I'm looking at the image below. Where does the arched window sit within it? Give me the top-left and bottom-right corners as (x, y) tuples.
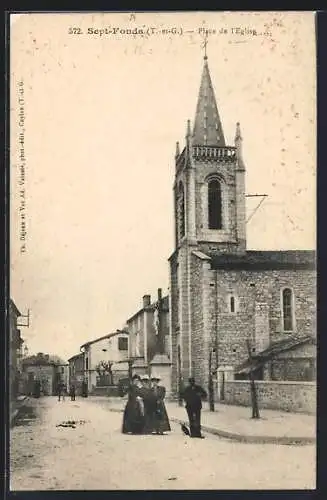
(228, 294), (237, 313)
(282, 288), (294, 331)
(178, 182), (185, 239)
(208, 179), (222, 230)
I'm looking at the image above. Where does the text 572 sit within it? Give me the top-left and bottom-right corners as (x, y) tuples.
(68, 27), (83, 35)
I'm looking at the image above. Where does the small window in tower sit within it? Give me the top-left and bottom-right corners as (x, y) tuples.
(230, 296), (235, 313)
(282, 288), (294, 332)
(208, 178), (222, 229)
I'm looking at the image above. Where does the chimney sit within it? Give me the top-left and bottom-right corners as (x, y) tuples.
(143, 295), (151, 308)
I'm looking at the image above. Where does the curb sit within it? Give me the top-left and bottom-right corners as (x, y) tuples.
(169, 417), (316, 446)
(10, 396), (29, 427)
(105, 406), (315, 446)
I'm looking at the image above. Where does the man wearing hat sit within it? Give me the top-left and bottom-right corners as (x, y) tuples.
(151, 374), (171, 435)
(182, 377), (207, 438)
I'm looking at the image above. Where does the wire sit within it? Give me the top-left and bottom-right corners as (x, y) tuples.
(246, 196), (267, 224)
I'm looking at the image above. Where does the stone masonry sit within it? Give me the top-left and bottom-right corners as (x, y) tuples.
(168, 54), (316, 401)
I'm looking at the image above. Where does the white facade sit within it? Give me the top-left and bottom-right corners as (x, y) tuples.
(82, 333), (129, 392)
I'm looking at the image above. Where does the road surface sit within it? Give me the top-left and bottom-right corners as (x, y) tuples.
(10, 396), (316, 490)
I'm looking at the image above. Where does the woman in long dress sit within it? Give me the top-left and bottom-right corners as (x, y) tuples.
(151, 374), (171, 435)
(139, 374), (157, 434)
(121, 374), (145, 434)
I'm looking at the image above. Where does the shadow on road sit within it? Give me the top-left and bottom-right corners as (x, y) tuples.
(14, 403), (37, 427)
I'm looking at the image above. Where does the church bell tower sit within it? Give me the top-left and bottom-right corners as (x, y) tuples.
(169, 51), (247, 391)
(173, 53), (246, 256)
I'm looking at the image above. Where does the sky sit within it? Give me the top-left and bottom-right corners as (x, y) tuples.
(10, 12), (316, 361)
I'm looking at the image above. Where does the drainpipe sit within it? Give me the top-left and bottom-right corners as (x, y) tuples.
(215, 271), (219, 399)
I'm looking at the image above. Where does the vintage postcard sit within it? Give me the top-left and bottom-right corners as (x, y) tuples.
(9, 11), (316, 491)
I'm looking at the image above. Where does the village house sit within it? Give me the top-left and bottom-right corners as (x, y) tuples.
(22, 353), (69, 396)
(80, 330), (129, 394)
(9, 299), (24, 401)
(126, 289), (172, 395)
(68, 352), (85, 394)
(168, 53), (316, 413)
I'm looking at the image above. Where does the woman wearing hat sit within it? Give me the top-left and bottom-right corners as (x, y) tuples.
(122, 374), (145, 435)
(151, 374), (171, 435)
(139, 374), (157, 434)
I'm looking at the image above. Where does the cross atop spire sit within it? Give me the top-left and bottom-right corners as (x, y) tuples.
(202, 33), (208, 60)
(192, 53), (226, 147)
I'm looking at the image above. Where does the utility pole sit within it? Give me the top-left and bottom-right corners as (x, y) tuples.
(128, 358), (133, 382)
(246, 339), (260, 419)
(17, 309), (31, 328)
(177, 346), (183, 407)
(208, 348), (215, 412)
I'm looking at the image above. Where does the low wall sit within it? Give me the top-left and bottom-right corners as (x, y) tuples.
(221, 380), (316, 414)
(91, 386), (119, 397)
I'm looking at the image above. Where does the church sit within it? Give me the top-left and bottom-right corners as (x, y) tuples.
(168, 52), (316, 404)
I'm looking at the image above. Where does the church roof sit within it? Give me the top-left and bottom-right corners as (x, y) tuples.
(235, 334), (316, 375)
(210, 250), (316, 271)
(192, 57), (226, 147)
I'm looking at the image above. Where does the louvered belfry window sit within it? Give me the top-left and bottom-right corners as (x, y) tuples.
(208, 179), (222, 229)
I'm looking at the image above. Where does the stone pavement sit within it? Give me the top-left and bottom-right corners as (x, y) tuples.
(89, 396), (316, 445)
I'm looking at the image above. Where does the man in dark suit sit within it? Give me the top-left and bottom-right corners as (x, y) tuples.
(182, 377), (207, 438)
(70, 383), (76, 401)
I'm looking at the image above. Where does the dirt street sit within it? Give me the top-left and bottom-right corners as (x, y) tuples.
(10, 397), (316, 490)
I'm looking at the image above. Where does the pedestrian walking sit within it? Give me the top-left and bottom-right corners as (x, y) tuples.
(81, 380), (88, 398)
(70, 383), (76, 401)
(151, 374), (171, 435)
(122, 374), (145, 435)
(33, 379), (41, 399)
(58, 381), (66, 402)
(182, 377), (207, 438)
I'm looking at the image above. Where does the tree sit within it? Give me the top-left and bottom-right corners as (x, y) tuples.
(95, 360), (114, 386)
(208, 347), (219, 412)
(246, 340), (260, 419)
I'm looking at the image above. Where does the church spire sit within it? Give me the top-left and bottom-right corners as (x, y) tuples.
(192, 56), (226, 147)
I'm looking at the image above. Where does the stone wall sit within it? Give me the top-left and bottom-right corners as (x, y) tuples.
(169, 255), (179, 395)
(91, 386), (120, 397)
(190, 254), (205, 385)
(205, 268), (316, 370)
(222, 380), (316, 414)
